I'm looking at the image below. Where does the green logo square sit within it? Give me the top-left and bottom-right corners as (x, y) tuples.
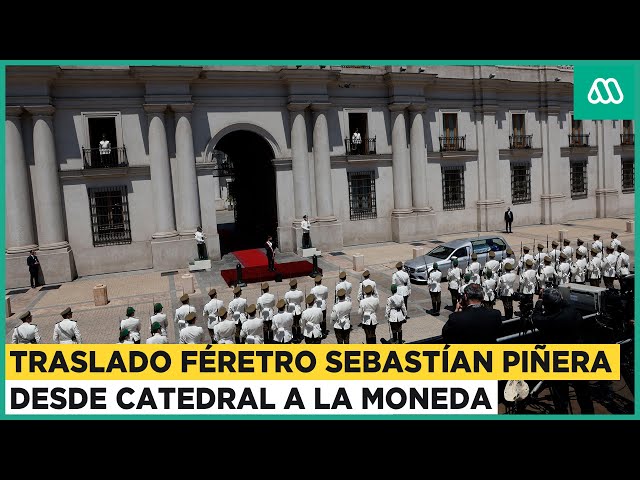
(574, 65), (635, 120)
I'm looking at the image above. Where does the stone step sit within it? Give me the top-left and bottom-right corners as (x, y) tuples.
(189, 259), (212, 271)
(301, 248), (322, 258)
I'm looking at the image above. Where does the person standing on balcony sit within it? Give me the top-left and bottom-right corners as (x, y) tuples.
(98, 133), (112, 167)
(504, 207), (514, 233)
(351, 128), (362, 154)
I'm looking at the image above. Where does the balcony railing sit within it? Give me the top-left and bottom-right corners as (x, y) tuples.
(620, 133), (635, 145)
(439, 135), (466, 151)
(568, 134), (590, 147)
(509, 134), (532, 149)
(344, 137), (377, 155)
(83, 146), (128, 168)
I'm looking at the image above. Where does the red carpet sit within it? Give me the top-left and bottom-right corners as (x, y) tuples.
(220, 261), (322, 287)
(233, 248), (268, 267)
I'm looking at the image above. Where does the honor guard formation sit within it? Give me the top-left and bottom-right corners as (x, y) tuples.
(10, 231), (632, 346)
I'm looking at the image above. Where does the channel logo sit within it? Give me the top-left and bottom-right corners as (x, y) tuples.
(587, 78), (624, 105)
(574, 65), (635, 119)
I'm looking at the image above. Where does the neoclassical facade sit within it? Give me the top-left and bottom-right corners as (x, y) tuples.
(5, 65), (634, 288)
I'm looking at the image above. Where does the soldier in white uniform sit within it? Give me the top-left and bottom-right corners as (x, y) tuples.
(179, 312), (204, 344)
(203, 289), (224, 343)
(256, 282), (277, 341)
(482, 270), (497, 309)
(517, 245), (534, 275)
(331, 288), (353, 344)
(557, 253), (571, 285)
(147, 322), (168, 344)
(335, 271), (353, 303)
(213, 308), (235, 344)
(602, 246), (618, 289)
(272, 299), (294, 344)
(383, 284), (407, 344)
(301, 294), (323, 344)
(53, 307), (82, 344)
(576, 238), (588, 258)
(118, 328), (134, 344)
(587, 247), (603, 287)
(459, 272), (472, 299)
(533, 244), (547, 272)
(120, 306), (141, 344)
(549, 240), (562, 268)
(392, 262), (411, 316)
(240, 304), (264, 344)
(498, 262), (517, 320)
(358, 284), (380, 344)
(228, 286), (248, 344)
(571, 250), (588, 285)
(175, 294), (196, 331)
(610, 231), (621, 255)
(562, 239), (574, 261)
(519, 259), (538, 316)
(150, 303), (168, 338)
(427, 263), (443, 316)
(447, 258), (463, 309)
(12, 310), (41, 344)
(357, 270), (379, 301)
(500, 248), (516, 275)
(466, 253), (481, 284)
(310, 275), (330, 337)
(591, 234), (603, 255)
(284, 279), (304, 344)
(616, 245), (631, 282)
(538, 256), (557, 291)
(484, 251), (500, 280)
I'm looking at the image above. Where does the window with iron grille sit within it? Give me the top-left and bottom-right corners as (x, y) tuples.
(347, 171), (377, 220)
(442, 166), (465, 211)
(622, 159), (634, 193)
(88, 186), (132, 246)
(570, 160), (588, 199)
(510, 162), (531, 204)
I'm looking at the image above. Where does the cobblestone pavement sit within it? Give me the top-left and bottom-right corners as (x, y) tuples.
(4, 217), (634, 414)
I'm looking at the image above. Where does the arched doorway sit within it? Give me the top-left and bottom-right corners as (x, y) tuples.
(214, 130), (278, 255)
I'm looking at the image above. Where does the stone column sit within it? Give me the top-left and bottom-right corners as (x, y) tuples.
(173, 105), (202, 235)
(539, 105), (565, 224)
(145, 105), (178, 238)
(289, 104), (312, 220)
(29, 106), (68, 249)
(389, 103), (412, 213)
(5, 107), (37, 254)
(409, 104), (429, 212)
(595, 120), (619, 217)
(310, 103), (343, 252)
(311, 104), (335, 221)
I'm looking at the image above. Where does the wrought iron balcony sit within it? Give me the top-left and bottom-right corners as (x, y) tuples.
(568, 134), (590, 147)
(83, 146), (128, 168)
(439, 135), (466, 151)
(344, 136), (377, 155)
(620, 133), (635, 145)
(509, 134), (532, 149)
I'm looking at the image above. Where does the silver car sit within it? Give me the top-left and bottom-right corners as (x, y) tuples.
(403, 235), (513, 283)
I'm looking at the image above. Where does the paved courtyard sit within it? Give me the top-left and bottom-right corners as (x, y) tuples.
(4, 215), (634, 414)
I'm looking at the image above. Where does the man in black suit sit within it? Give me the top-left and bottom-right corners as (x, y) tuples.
(531, 288), (594, 414)
(504, 207), (514, 233)
(26, 250), (40, 288)
(441, 283), (502, 343)
(265, 235), (275, 271)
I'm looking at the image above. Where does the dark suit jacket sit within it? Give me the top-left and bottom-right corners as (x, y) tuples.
(531, 301), (587, 343)
(442, 304), (502, 343)
(504, 211), (514, 222)
(27, 255), (40, 273)
(265, 242), (274, 259)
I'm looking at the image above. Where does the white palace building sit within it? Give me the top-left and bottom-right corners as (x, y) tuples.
(5, 65), (635, 287)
